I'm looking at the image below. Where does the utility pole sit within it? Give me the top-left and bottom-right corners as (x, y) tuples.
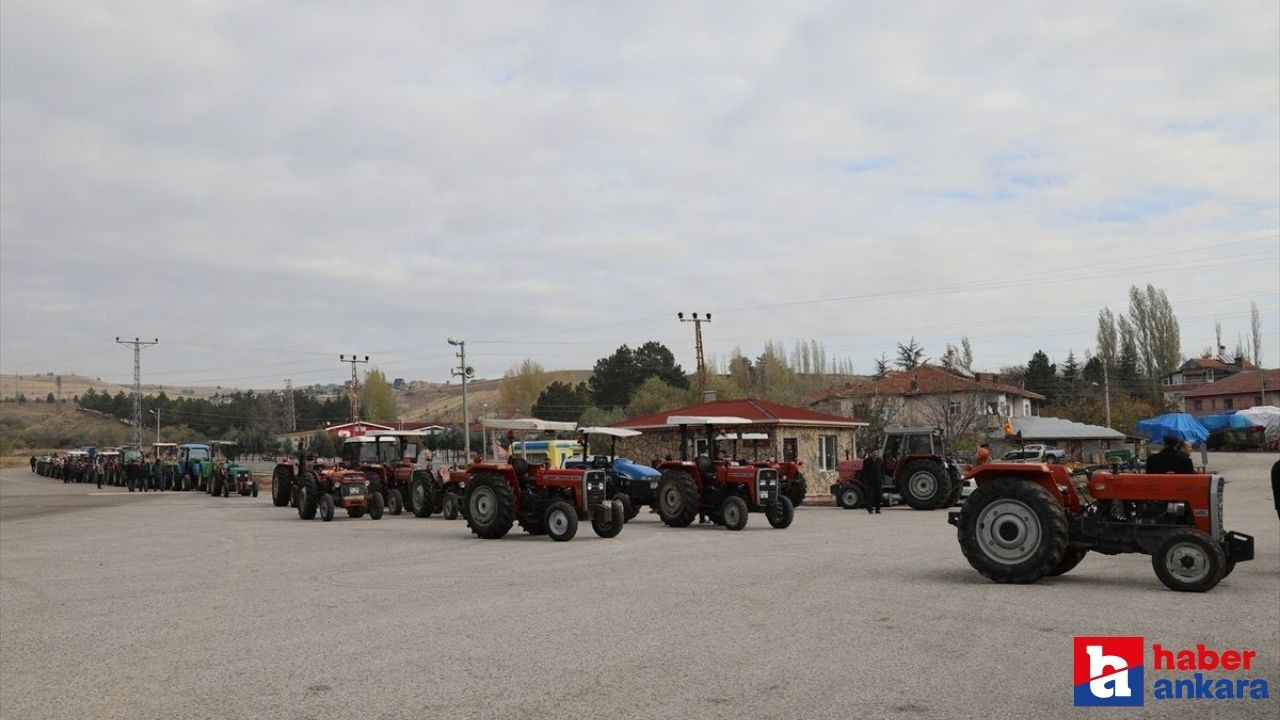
(678, 312), (712, 394)
(339, 355), (369, 422)
(55, 375), (62, 413)
(284, 378), (296, 431)
(116, 336), (159, 447)
(448, 338), (474, 459)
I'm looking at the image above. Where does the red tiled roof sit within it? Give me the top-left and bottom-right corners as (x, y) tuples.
(614, 398), (867, 429)
(1181, 369), (1280, 398)
(1178, 357), (1256, 371)
(809, 364), (1044, 403)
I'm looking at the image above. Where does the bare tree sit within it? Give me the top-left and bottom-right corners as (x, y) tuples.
(914, 392), (986, 440)
(960, 336), (974, 370)
(1250, 301), (1262, 366)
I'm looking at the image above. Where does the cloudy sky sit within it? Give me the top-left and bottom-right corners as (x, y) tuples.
(2, 0), (1277, 390)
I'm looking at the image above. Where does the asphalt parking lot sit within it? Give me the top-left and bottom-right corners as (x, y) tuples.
(1, 454), (1277, 720)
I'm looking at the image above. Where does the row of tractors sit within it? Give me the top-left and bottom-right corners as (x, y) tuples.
(33, 441), (257, 495)
(269, 416), (797, 540)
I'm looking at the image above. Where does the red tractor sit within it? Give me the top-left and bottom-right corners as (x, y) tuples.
(458, 418), (627, 542)
(271, 447), (385, 522)
(719, 431), (809, 507)
(950, 461), (1254, 592)
(838, 427), (964, 510)
(342, 431), (435, 516)
(654, 416), (794, 531)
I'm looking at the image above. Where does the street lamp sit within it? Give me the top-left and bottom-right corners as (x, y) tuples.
(148, 409), (160, 443)
(448, 338), (474, 459)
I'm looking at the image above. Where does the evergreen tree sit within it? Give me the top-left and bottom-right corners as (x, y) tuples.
(531, 381), (591, 423)
(895, 337), (925, 370)
(1025, 350), (1059, 403)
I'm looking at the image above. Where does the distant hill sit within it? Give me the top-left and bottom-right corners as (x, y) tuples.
(396, 371), (593, 422)
(1, 373), (230, 403)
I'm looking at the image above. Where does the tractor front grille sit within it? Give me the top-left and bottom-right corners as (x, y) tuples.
(756, 468), (779, 502)
(1211, 474), (1225, 540)
(584, 470), (608, 508)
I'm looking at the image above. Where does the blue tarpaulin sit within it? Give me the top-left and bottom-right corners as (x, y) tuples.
(1135, 413), (1209, 443)
(1198, 413), (1254, 432)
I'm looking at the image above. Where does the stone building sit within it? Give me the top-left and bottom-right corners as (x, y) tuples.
(610, 398), (867, 496)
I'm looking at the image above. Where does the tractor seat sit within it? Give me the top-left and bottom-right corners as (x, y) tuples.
(695, 454), (715, 478)
(591, 455), (610, 470)
(510, 457), (530, 478)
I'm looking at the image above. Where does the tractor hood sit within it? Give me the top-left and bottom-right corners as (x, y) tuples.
(613, 458), (660, 479)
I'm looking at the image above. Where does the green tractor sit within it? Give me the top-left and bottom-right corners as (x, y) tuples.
(152, 443), (181, 491)
(208, 441), (257, 497)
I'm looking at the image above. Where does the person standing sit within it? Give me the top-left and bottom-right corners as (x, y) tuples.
(976, 444), (991, 466)
(1175, 441), (1196, 473)
(861, 448), (884, 515)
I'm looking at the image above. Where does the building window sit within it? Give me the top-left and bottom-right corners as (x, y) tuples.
(782, 438), (798, 462)
(949, 398), (962, 416)
(818, 435), (837, 471)
(1194, 400), (1203, 410)
(693, 438), (709, 457)
(1224, 398), (1234, 409)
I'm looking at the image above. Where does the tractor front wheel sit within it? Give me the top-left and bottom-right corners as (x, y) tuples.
(463, 473), (515, 539)
(297, 473), (319, 520)
(545, 501), (579, 542)
(369, 491), (385, 520)
(271, 467), (292, 507)
(318, 493), (335, 522)
(1152, 529), (1225, 592)
(720, 495), (749, 531)
(387, 489), (404, 516)
(591, 499), (626, 538)
(957, 479), (1068, 584)
(655, 471), (698, 528)
(767, 496), (795, 529)
(837, 484), (863, 510)
(613, 493), (637, 522)
(442, 492), (459, 520)
(411, 474), (436, 518)
(898, 460), (953, 510)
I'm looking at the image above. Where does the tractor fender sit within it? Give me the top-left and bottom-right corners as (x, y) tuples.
(965, 463), (1071, 505)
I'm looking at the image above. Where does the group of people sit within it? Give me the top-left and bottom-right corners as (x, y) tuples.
(1144, 435), (1197, 474)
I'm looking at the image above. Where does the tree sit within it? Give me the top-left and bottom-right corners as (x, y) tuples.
(359, 368), (398, 423)
(498, 359), (548, 415)
(625, 377), (691, 417)
(895, 338), (925, 370)
(588, 342), (686, 409)
(1126, 284), (1181, 380)
(530, 381), (591, 423)
(1096, 308), (1117, 371)
(1250, 301), (1262, 366)
(1116, 317), (1142, 392)
(960, 336), (974, 370)
(872, 354), (891, 381)
(45, 392), (55, 403)
(1061, 350), (1081, 394)
(1025, 351), (1059, 403)
(1082, 355), (1104, 386)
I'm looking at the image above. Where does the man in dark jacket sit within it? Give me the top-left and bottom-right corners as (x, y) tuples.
(1146, 435), (1195, 474)
(861, 448), (884, 514)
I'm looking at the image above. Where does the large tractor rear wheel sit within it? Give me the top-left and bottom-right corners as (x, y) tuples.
(463, 473), (515, 539)
(957, 479), (1068, 584)
(1152, 528), (1225, 592)
(612, 493), (637, 522)
(783, 474), (807, 507)
(655, 470), (698, 528)
(411, 473), (436, 518)
(1047, 548), (1089, 577)
(271, 467), (292, 507)
(297, 472), (319, 520)
(544, 501), (579, 542)
(898, 460), (953, 510)
(767, 496), (795, 529)
(517, 513), (547, 535)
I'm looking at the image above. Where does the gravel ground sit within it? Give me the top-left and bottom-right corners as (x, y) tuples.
(1, 453), (1277, 720)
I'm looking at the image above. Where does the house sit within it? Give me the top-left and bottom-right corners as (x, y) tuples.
(984, 416), (1125, 463)
(1160, 350), (1256, 403)
(320, 420), (395, 440)
(808, 364), (1044, 438)
(611, 398), (867, 496)
(1181, 369), (1280, 417)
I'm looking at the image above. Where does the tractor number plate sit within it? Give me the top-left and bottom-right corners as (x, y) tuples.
(347, 487), (363, 496)
(759, 491), (769, 499)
